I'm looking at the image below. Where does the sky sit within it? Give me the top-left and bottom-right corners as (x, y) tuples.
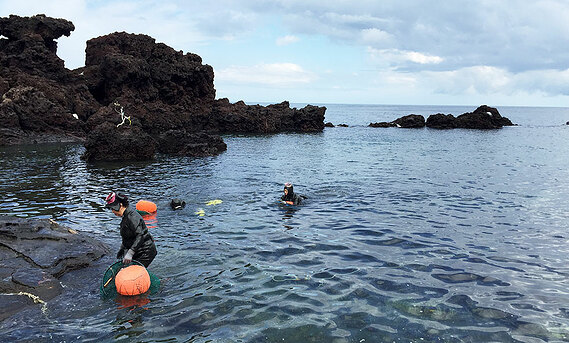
(1, 0), (569, 107)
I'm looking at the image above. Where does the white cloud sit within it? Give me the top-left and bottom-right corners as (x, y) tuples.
(360, 28), (391, 46)
(368, 47), (443, 66)
(216, 63), (317, 86)
(276, 35), (299, 46)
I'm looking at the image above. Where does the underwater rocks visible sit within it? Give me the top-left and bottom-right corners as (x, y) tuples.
(370, 105), (515, 130)
(0, 216), (109, 321)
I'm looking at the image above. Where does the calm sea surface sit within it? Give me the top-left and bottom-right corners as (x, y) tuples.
(1, 104), (569, 342)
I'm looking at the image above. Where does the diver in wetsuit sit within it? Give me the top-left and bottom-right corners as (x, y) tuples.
(281, 182), (303, 205)
(105, 192), (157, 267)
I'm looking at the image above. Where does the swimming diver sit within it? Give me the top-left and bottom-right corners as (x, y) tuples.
(280, 182), (304, 205)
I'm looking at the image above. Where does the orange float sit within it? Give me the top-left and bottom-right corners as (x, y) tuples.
(136, 200), (157, 215)
(115, 265), (151, 296)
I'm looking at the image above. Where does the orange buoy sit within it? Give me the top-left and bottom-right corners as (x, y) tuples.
(136, 200), (157, 215)
(115, 265), (151, 296)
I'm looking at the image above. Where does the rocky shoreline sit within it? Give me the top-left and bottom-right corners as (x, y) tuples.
(0, 216), (109, 321)
(0, 14), (326, 161)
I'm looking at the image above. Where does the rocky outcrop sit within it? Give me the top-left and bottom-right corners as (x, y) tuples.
(0, 216), (109, 321)
(0, 14), (327, 160)
(369, 121), (395, 128)
(426, 105), (514, 129)
(0, 14), (100, 145)
(369, 114), (425, 128)
(370, 106), (514, 130)
(212, 99), (326, 133)
(425, 113), (456, 129)
(156, 130), (227, 157)
(393, 114), (425, 128)
(0, 14), (74, 77)
(452, 105), (514, 129)
(82, 121), (156, 161)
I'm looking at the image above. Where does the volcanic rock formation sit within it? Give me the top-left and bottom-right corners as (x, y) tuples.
(369, 105), (514, 129)
(0, 14), (326, 159)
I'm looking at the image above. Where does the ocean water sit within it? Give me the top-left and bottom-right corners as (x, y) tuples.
(1, 104), (569, 342)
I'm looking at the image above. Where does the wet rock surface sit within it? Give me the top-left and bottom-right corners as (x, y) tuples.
(0, 216), (109, 321)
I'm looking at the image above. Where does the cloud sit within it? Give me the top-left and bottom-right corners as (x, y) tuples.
(216, 63), (317, 86)
(367, 47), (443, 67)
(276, 35), (299, 46)
(416, 65), (569, 97)
(275, 1), (569, 72)
(360, 28), (392, 46)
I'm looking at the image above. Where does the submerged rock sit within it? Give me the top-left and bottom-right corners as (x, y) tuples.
(0, 216), (109, 321)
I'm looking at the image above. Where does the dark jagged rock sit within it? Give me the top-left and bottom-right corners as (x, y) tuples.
(156, 129), (227, 157)
(0, 14), (326, 159)
(82, 121), (156, 162)
(426, 113), (457, 129)
(81, 32), (215, 110)
(373, 106), (514, 130)
(369, 114), (425, 128)
(337, 123), (349, 127)
(0, 216), (109, 320)
(324, 122), (335, 127)
(81, 33), (325, 159)
(0, 14), (74, 75)
(0, 14), (99, 144)
(393, 114), (425, 128)
(212, 99), (326, 133)
(369, 121), (396, 128)
(454, 105), (514, 129)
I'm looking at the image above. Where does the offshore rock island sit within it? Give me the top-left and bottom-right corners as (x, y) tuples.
(369, 105), (515, 129)
(0, 14), (326, 161)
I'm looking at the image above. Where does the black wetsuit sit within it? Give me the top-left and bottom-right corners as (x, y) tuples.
(117, 206), (157, 267)
(281, 191), (303, 205)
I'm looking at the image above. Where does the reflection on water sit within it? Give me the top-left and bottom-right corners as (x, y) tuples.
(1, 105), (569, 342)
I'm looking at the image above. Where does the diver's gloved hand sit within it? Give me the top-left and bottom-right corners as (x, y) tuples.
(122, 249), (134, 264)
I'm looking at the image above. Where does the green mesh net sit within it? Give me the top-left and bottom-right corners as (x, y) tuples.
(100, 260), (160, 298)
